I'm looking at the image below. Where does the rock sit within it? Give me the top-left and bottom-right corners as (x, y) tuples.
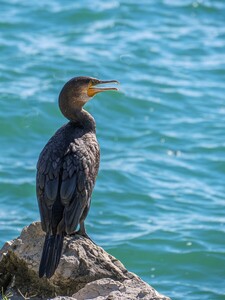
(70, 277), (168, 300)
(0, 222), (170, 300)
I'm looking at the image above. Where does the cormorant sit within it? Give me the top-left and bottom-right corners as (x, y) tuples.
(36, 76), (119, 278)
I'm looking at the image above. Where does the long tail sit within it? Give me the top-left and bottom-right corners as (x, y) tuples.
(39, 233), (64, 278)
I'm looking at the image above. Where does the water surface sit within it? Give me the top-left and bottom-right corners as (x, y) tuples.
(1, 1), (225, 299)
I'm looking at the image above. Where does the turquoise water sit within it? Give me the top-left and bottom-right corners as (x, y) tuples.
(1, 0), (225, 299)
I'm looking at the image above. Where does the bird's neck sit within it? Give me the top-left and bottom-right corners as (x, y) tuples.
(58, 93), (96, 132)
(69, 108), (96, 132)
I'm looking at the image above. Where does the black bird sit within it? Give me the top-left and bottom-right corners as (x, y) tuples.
(36, 76), (119, 278)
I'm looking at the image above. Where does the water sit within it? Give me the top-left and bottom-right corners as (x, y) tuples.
(0, 0), (225, 299)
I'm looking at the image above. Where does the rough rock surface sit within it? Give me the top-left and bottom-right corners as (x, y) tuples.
(0, 222), (170, 300)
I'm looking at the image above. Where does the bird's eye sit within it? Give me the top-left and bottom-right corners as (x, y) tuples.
(90, 79), (99, 86)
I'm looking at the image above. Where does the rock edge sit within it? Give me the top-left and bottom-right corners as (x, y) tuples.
(0, 222), (170, 300)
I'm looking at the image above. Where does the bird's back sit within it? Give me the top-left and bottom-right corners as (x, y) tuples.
(36, 121), (100, 235)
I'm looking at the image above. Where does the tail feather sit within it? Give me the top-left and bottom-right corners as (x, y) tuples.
(39, 233), (64, 278)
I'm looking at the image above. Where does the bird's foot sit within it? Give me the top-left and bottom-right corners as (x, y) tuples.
(69, 231), (79, 236)
(73, 229), (96, 245)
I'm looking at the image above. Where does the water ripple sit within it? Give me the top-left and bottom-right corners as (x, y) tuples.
(1, 1), (225, 299)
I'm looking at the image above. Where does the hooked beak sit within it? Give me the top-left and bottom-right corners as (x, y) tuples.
(87, 79), (119, 97)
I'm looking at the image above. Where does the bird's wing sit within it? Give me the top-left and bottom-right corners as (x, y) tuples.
(36, 137), (99, 235)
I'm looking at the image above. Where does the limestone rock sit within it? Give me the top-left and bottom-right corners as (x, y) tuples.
(0, 222), (170, 300)
(70, 277), (168, 300)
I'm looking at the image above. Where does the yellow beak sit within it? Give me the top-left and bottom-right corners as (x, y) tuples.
(87, 80), (119, 97)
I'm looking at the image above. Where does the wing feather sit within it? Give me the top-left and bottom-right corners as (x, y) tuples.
(45, 178), (59, 202)
(60, 174), (77, 204)
(36, 131), (100, 236)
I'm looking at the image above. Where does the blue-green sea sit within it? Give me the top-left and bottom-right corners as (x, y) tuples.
(1, 0), (225, 299)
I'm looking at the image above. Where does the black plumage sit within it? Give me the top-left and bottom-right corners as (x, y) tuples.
(36, 76), (118, 278)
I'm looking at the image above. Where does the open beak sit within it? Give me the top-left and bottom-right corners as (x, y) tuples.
(87, 80), (119, 97)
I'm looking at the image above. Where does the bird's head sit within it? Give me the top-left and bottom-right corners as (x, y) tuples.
(59, 76), (119, 120)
